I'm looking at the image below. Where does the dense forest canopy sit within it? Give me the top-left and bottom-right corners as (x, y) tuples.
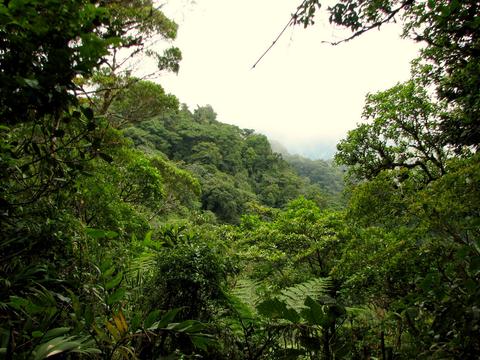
(0, 0), (479, 359)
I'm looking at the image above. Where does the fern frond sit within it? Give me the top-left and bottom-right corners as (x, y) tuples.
(127, 251), (156, 278)
(346, 304), (385, 325)
(279, 278), (332, 313)
(227, 278), (263, 320)
(231, 278), (262, 310)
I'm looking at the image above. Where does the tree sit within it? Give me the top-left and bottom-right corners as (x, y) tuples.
(0, 0), (113, 211)
(0, 0), (181, 212)
(284, 154), (344, 196)
(147, 230), (228, 321)
(0, 2), (185, 357)
(287, 2), (480, 356)
(336, 79), (447, 183)
(81, 0), (182, 120)
(189, 142), (223, 167)
(193, 105), (217, 123)
(0, 0), (108, 126)
(108, 80), (179, 128)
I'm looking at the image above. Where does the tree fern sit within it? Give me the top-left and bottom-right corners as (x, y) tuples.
(279, 277), (332, 313)
(345, 304), (388, 330)
(231, 278), (263, 309)
(228, 278), (263, 319)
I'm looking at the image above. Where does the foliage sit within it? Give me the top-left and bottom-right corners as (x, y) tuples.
(336, 79), (447, 183)
(108, 80), (180, 128)
(332, 66), (480, 359)
(80, 0), (182, 119)
(3, 0), (480, 358)
(223, 276), (345, 359)
(122, 97), (343, 223)
(280, 152), (345, 204)
(145, 226), (233, 321)
(233, 198), (346, 289)
(0, 0), (109, 126)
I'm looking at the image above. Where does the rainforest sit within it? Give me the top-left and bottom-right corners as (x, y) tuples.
(1, 0), (479, 359)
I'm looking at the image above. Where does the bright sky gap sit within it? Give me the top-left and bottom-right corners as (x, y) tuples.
(158, 0), (420, 159)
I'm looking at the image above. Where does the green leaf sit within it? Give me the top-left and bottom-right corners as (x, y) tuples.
(24, 78), (39, 88)
(190, 334), (214, 351)
(226, 293), (255, 320)
(105, 271), (123, 290)
(168, 319), (205, 333)
(144, 310), (161, 329)
(103, 266), (115, 278)
(156, 308), (181, 328)
(107, 288), (125, 306)
(130, 313), (142, 331)
(33, 335), (100, 360)
(142, 230), (163, 250)
(105, 231), (118, 239)
(43, 327), (71, 341)
(279, 277), (332, 313)
(301, 297), (325, 326)
(144, 230), (152, 243)
(32, 331), (44, 338)
(86, 228), (106, 239)
(257, 298), (300, 323)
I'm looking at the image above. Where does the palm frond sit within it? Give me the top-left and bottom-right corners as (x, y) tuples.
(127, 251), (156, 277)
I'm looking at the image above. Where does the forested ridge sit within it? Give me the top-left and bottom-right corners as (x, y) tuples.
(1, 0), (479, 359)
(122, 100), (344, 223)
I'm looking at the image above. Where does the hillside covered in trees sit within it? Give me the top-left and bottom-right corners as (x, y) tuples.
(121, 98), (344, 223)
(1, 0), (479, 359)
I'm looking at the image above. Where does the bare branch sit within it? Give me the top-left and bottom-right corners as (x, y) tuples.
(251, 0), (310, 69)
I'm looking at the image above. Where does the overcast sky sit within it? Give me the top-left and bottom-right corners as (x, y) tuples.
(157, 0), (420, 159)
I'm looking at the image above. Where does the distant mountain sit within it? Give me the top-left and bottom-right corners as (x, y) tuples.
(269, 138), (337, 160)
(269, 139), (290, 156)
(269, 139), (345, 197)
(123, 101), (342, 223)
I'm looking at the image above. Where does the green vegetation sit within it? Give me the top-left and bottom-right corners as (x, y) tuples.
(122, 98), (338, 223)
(1, 0), (479, 359)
